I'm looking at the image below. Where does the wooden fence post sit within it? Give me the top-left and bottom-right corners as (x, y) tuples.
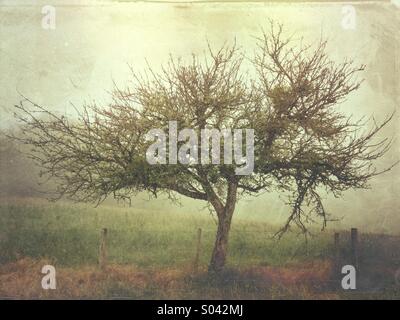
(333, 232), (340, 282)
(350, 228), (358, 269)
(193, 228), (202, 273)
(99, 228), (108, 270)
(334, 232), (340, 264)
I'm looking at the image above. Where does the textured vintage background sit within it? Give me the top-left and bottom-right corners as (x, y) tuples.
(0, 0), (399, 232)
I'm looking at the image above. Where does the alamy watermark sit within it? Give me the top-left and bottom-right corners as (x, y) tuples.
(145, 121), (254, 175)
(41, 265), (56, 290)
(41, 5), (56, 30)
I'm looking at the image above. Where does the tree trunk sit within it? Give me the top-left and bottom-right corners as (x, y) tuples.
(208, 182), (237, 273)
(208, 209), (234, 273)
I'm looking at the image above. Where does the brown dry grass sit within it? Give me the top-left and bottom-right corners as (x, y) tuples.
(0, 257), (339, 299)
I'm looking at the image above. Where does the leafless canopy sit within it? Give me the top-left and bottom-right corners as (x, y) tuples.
(10, 24), (395, 237)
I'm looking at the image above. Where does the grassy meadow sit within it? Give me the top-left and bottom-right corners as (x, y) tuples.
(0, 197), (399, 299)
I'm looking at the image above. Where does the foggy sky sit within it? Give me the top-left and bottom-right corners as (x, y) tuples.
(0, 1), (399, 233)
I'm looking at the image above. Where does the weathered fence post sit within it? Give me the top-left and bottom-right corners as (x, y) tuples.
(334, 232), (340, 267)
(350, 228), (358, 269)
(99, 228), (108, 270)
(193, 228), (202, 273)
(333, 232), (340, 284)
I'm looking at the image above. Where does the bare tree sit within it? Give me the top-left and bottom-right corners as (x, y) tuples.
(10, 24), (395, 273)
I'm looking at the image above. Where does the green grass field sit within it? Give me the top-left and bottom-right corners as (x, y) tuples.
(0, 198), (335, 268)
(0, 198), (399, 299)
